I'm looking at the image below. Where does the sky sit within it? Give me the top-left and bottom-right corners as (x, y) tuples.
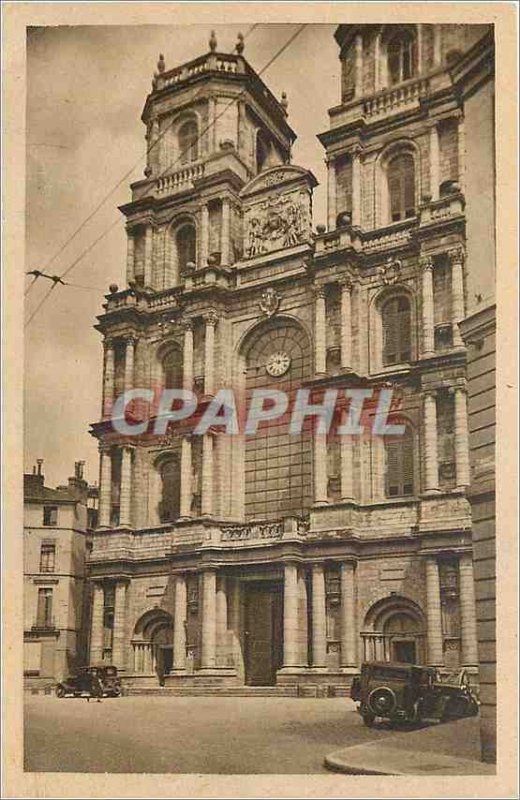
(25, 23), (340, 489)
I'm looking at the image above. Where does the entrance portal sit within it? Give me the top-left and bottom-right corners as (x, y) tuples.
(244, 582), (283, 686)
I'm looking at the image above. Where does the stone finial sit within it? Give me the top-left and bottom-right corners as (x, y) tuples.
(236, 32), (245, 55)
(157, 53), (166, 73)
(209, 30), (217, 52)
(280, 91), (288, 111)
(109, 283), (119, 294)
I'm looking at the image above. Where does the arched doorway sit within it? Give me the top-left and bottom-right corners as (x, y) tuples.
(131, 609), (173, 683)
(362, 596), (426, 664)
(241, 317), (312, 520)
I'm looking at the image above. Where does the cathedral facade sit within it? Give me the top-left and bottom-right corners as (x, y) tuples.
(88, 24), (491, 693)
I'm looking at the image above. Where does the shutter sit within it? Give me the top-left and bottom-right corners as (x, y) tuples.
(389, 173), (402, 221)
(382, 298), (399, 365)
(403, 155), (415, 217)
(388, 42), (401, 85)
(402, 432), (414, 495)
(397, 297), (411, 361)
(385, 439), (401, 496)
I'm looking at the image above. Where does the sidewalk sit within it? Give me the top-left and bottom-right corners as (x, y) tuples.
(324, 717), (496, 776)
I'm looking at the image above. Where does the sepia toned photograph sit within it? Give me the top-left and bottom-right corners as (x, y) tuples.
(2, 3), (518, 795)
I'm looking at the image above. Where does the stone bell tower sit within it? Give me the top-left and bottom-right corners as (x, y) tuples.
(119, 31), (296, 292)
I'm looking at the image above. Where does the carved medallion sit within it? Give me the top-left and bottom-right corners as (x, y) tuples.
(379, 257), (402, 285)
(259, 287), (281, 318)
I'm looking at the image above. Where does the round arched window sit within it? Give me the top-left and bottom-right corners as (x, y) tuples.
(176, 224), (196, 274)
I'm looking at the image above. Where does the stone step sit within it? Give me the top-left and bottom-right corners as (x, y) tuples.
(122, 685), (299, 697)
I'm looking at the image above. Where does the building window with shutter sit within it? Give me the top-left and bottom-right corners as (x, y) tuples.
(381, 295), (412, 366)
(162, 347), (182, 390)
(36, 587), (53, 627)
(39, 543), (56, 573)
(387, 154), (416, 222)
(42, 505), (58, 526)
(385, 428), (414, 497)
(387, 31), (415, 86)
(178, 118), (198, 164)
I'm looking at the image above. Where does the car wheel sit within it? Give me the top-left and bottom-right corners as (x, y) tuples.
(368, 686), (397, 717)
(55, 685), (65, 698)
(112, 685), (122, 697)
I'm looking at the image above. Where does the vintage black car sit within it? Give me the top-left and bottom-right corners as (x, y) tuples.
(350, 661), (479, 727)
(55, 665), (122, 698)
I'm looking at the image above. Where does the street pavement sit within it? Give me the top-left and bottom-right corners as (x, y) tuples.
(25, 695), (398, 773)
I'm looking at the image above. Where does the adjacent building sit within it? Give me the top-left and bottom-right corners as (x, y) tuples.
(24, 460), (96, 687)
(88, 25), (492, 695)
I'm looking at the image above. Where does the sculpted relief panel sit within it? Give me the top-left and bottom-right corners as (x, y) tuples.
(244, 189), (311, 257)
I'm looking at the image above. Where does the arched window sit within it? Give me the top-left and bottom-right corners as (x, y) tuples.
(176, 224), (196, 274)
(159, 457), (180, 523)
(162, 348), (182, 390)
(385, 427), (414, 498)
(387, 31), (415, 85)
(381, 295), (411, 365)
(388, 153), (415, 222)
(178, 119), (198, 164)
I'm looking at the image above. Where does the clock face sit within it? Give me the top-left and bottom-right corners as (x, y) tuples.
(266, 351), (291, 377)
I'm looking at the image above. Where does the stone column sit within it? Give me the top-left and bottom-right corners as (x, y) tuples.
(314, 434), (328, 505)
(89, 582), (105, 664)
(430, 124), (440, 201)
(421, 257), (435, 357)
(112, 581), (127, 669)
(216, 577), (228, 666)
(126, 231), (135, 285)
(327, 158), (336, 230)
(459, 553), (479, 668)
(200, 203), (209, 267)
(228, 578), (242, 674)
(449, 246), (466, 348)
(124, 336), (136, 393)
(144, 224), (153, 288)
(98, 446), (112, 528)
(311, 564), (327, 669)
(314, 286), (327, 375)
(102, 338), (115, 419)
(283, 562), (299, 668)
(172, 573), (187, 671)
(457, 116), (465, 195)
(423, 391), (440, 493)
(433, 26), (442, 67)
(221, 199), (231, 265)
(180, 435), (193, 518)
(452, 386), (470, 488)
(201, 433), (214, 516)
(354, 33), (363, 98)
(425, 557), (444, 667)
(340, 434), (354, 501)
(351, 145), (362, 227)
(340, 278), (353, 371)
(119, 446), (133, 527)
(182, 320), (194, 391)
(373, 31), (381, 91)
(200, 569), (217, 670)
(203, 310), (218, 396)
(340, 562), (357, 670)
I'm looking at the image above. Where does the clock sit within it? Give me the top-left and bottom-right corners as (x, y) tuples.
(266, 351), (291, 377)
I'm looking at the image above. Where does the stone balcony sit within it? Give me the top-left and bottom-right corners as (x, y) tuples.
(89, 493), (471, 568)
(328, 69), (451, 129)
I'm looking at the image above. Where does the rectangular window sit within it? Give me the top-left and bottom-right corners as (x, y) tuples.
(40, 543), (56, 573)
(43, 506), (58, 526)
(36, 588), (53, 627)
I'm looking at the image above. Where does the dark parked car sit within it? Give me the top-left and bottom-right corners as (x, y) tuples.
(55, 665), (122, 698)
(350, 661), (479, 727)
